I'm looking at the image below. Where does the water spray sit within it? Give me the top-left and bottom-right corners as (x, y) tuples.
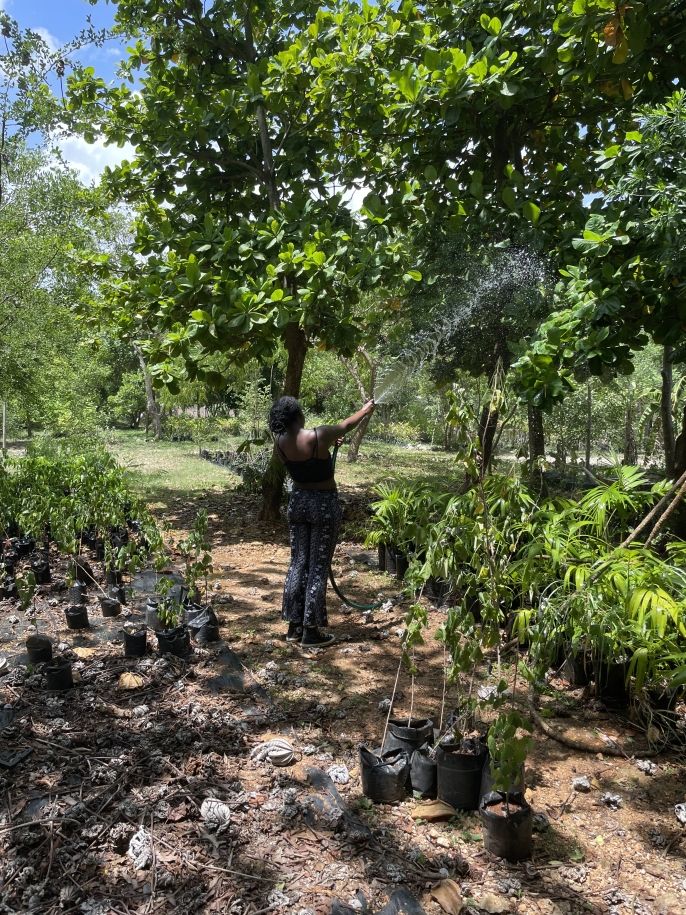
(372, 247), (550, 405)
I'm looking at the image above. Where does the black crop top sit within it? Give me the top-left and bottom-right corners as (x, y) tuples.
(277, 428), (334, 484)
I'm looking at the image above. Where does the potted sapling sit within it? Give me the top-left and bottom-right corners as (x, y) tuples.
(155, 576), (190, 658)
(20, 571), (54, 663)
(366, 484), (413, 578)
(434, 604), (489, 811)
(178, 511), (218, 643)
(480, 709), (533, 862)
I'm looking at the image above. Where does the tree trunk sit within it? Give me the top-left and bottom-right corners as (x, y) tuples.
(623, 386), (638, 465)
(584, 381), (592, 470)
(674, 406), (686, 480)
(347, 414), (371, 462)
(134, 345), (162, 440)
(527, 404), (545, 469)
(661, 346), (676, 478)
(340, 349), (376, 463)
(259, 323), (308, 522)
(478, 405), (499, 477)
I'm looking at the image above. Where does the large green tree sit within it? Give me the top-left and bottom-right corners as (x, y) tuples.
(303, 0), (683, 468)
(513, 89), (686, 475)
(68, 0), (414, 516)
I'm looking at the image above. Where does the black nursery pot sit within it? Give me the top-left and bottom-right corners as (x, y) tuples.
(394, 550), (409, 581)
(382, 717), (434, 755)
(359, 746), (410, 803)
(71, 557), (94, 585)
(69, 581), (87, 605)
(480, 791), (533, 862)
(45, 658), (74, 690)
(563, 650), (592, 686)
(145, 598), (163, 631)
(410, 747), (438, 798)
(596, 658), (630, 708)
(99, 595), (121, 618)
(30, 558), (51, 585)
(26, 634), (53, 664)
(16, 536), (35, 557)
(425, 576), (450, 604)
(123, 628), (147, 658)
(186, 604), (220, 644)
(108, 585), (127, 605)
(106, 567), (124, 587)
(377, 544), (387, 573)
(384, 546), (398, 576)
(436, 738), (489, 811)
(65, 604), (89, 630)
(156, 625), (191, 658)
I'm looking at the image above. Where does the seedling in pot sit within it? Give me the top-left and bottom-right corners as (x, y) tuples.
(155, 576), (183, 630)
(176, 510), (213, 605)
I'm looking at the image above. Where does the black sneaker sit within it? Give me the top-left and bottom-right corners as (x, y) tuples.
(300, 627), (336, 648)
(286, 623), (303, 642)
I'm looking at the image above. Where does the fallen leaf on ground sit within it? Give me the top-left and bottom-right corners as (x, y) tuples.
(410, 799), (456, 821)
(72, 647), (98, 659)
(430, 879), (464, 914)
(118, 672), (146, 690)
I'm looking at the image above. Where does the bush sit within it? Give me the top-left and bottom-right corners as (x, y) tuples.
(369, 421), (425, 444)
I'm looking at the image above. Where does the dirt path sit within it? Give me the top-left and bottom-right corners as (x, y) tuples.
(1, 490), (685, 915)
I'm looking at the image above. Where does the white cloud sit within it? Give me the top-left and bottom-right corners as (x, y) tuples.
(35, 27), (60, 53)
(59, 135), (135, 184)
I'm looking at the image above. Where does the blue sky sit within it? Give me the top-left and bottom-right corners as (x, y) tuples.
(4, 0), (132, 181)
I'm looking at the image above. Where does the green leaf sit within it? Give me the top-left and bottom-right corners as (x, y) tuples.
(501, 186), (517, 210)
(523, 201), (541, 224)
(403, 270), (422, 283)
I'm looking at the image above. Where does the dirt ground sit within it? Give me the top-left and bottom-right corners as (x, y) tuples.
(1, 488), (686, 915)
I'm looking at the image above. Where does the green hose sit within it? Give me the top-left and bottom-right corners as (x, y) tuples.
(328, 442), (388, 611)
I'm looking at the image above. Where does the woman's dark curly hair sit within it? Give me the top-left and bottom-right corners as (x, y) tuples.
(268, 396), (304, 435)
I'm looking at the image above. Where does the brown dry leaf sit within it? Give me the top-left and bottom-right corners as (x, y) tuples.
(430, 879), (464, 914)
(118, 672), (146, 690)
(72, 647), (98, 659)
(602, 18), (620, 47)
(410, 799), (456, 821)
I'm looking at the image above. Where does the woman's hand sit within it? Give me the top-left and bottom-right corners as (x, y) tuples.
(362, 399), (376, 415)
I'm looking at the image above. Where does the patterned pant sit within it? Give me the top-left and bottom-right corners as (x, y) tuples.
(282, 489), (342, 628)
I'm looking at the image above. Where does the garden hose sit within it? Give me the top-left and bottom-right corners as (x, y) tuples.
(327, 441), (389, 611)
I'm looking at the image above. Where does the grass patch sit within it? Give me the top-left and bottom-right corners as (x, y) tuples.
(105, 429), (240, 499)
(105, 429), (463, 505)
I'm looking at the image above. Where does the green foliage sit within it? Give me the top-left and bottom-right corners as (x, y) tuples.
(66, 0), (414, 386)
(487, 710), (533, 798)
(0, 439), (161, 583)
(175, 509), (213, 600)
(514, 91), (686, 405)
(107, 371), (147, 427)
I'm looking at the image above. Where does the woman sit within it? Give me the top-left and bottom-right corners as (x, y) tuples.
(269, 396), (375, 648)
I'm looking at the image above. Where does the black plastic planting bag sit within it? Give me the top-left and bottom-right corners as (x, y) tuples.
(186, 605), (220, 643)
(359, 746), (410, 803)
(479, 790), (533, 862)
(410, 746), (437, 798)
(382, 717), (434, 754)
